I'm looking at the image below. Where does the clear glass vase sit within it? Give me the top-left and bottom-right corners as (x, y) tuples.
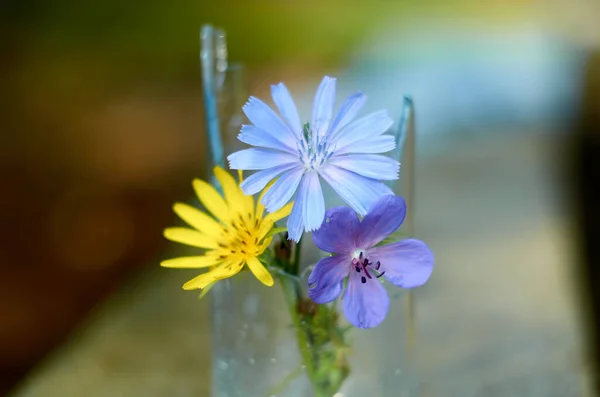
(202, 25), (418, 397)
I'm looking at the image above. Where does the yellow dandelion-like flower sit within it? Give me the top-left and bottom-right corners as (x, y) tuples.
(161, 166), (292, 291)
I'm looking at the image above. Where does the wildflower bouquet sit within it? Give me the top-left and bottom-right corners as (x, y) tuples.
(162, 76), (434, 396)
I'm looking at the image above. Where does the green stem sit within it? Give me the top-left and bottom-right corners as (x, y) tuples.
(266, 364), (303, 397)
(290, 233), (302, 275)
(275, 238), (327, 397)
(279, 276), (328, 397)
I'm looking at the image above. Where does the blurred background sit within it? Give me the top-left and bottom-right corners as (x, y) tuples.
(2, 0), (600, 395)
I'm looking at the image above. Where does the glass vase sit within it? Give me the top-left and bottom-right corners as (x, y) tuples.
(202, 25), (418, 397)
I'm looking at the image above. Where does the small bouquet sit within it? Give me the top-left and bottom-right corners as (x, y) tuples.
(161, 76), (434, 396)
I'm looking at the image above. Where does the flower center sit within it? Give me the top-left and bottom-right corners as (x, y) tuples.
(351, 251), (385, 284)
(220, 213), (261, 259)
(297, 123), (334, 171)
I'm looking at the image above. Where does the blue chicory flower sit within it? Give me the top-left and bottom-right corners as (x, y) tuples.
(308, 195), (434, 329)
(227, 76), (399, 241)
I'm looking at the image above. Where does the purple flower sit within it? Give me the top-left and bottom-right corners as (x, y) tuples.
(227, 76), (399, 242)
(308, 195), (434, 328)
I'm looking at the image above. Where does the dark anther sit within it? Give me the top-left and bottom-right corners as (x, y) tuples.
(361, 261), (373, 279)
(218, 243), (227, 248)
(359, 251), (363, 260)
(375, 261), (381, 270)
(376, 271), (386, 278)
(219, 255), (227, 259)
(355, 266), (361, 272)
(361, 276), (367, 284)
(241, 240), (247, 245)
(241, 250), (246, 254)
(230, 250), (236, 254)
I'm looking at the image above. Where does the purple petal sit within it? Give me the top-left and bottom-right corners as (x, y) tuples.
(319, 165), (394, 215)
(343, 269), (390, 328)
(327, 91), (366, 140)
(311, 76), (336, 138)
(357, 195), (406, 248)
(286, 176), (308, 242)
(238, 124), (296, 154)
(242, 96), (296, 142)
(328, 154), (400, 181)
(330, 110), (393, 152)
(240, 162), (299, 196)
(302, 172), (325, 231)
(308, 255), (350, 304)
(312, 207), (360, 254)
(367, 239), (434, 288)
(262, 167), (305, 213)
(228, 148), (297, 170)
(335, 135), (396, 155)
(271, 83), (303, 139)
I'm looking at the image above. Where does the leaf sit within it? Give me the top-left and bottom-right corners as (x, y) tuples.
(266, 365), (303, 396)
(197, 281), (218, 299)
(274, 268), (302, 282)
(377, 230), (409, 246)
(265, 227), (288, 238)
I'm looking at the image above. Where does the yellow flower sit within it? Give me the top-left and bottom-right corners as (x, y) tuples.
(161, 166), (292, 291)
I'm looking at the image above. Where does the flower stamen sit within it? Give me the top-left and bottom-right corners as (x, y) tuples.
(361, 259), (373, 279)
(161, 166), (294, 291)
(297, 123), (335, 172)
(352, 254), (376, 281)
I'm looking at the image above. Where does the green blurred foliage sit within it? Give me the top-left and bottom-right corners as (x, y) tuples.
(7, 0), (530, 95)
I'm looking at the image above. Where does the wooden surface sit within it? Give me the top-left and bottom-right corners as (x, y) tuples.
(10, 133), (593, 397)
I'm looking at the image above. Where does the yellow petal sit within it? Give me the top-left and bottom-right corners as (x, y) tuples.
(182, 262), (242, 290)
(163, 227), (219, 249)
(214, 166), (252, 218)
(192, 178), (230, 222)
(255, 180), (276, 220)
(173, 203), (223, 236)
(182, 271), (221, 290)
(256, 198), (265, 221)
(257, 202), (294, 240)
(198, 281), (218, 299)
(266, 201), (293, 223)
(246, 256), (274, 287)
(256, 219), (274, 242)
(258, 237), (273, 254)
(214, 166), (241, 209)
(161, 255), (220, 268)
(237, 170), (255, 217)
